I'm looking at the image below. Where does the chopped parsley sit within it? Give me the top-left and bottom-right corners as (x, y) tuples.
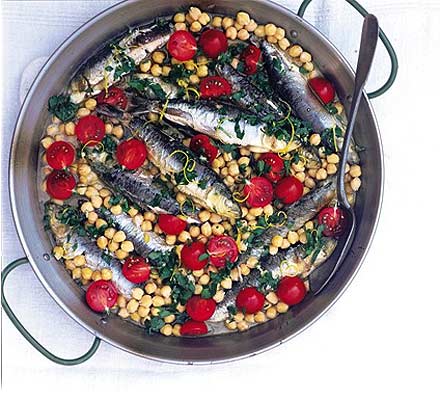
(257, 271), (280, 293)
(47, 95), (78, 122)
(128, 77), (167, 100)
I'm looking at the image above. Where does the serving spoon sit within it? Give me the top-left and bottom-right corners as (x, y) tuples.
(309, 14), (379, 294)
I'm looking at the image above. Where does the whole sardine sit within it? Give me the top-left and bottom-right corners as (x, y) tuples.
(131, 118), (242, 219)
(98, 207), (173, 256)
(152, 99), (298, 153)
(70, 22), (172, 103)
(211, 237), (337, 322)
(216, 63), (280, 116)
(46, 203), (136, 297)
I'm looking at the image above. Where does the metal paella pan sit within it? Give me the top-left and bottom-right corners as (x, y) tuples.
(3, 0), (397, 364)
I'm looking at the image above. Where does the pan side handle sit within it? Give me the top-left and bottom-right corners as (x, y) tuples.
(1, 258), (101, 366)
(297, 0), (398, 99)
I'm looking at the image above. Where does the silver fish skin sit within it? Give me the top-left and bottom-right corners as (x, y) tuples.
(131, 118), (242, 219)
(46, 203), (136, 297)
(211, 237), (337, 322)
(260, 40), (340, 134)
(154, 99), (298, 153)
(70, 23), (172, 104)
(216, 64), (280, 116)
(87, 153), (188, 218)
(98, 207), (173, 256)
(237, 175), (336, 266)
(129, 73), (181, 100)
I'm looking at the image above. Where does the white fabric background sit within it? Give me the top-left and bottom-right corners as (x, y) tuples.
(1, 0), (439, 398)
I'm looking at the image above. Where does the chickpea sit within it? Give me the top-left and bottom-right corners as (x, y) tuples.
(118, 308), (129, 318)
(212, 16), (222, 28)
(304, 177), (316, 189)
(237, 29), (250, 41)
(152, 51), (166, 64)
(199, 274), (210, 285)
(112, 125), (124, 139)
(245, 19), (258, 32)
(175, 22), (188, 31)
(80, 201), (94, 214)
(299, 232), (307, 244)
(225, 26), (237, 40)
(276, 302), (289, 313)
(309, 133), (321, 146)
(212, 224), (225, 236)
(107, 240), (119, 253)
(77, 107), (91, 117)
(72, 268), (82, 279)
(316, 168), (328, 181)
(188, 6), (202, 21)
(287, 231), (299, 245)
(221, 277), (233, 289)
(222, 17), (234, 30)
(132, 287), (144, 301)
(254, 311), (267, 323)
(274, 27), (285, 40)
(254, 25), (265, 37)
(160, 285), (172, 298)
(271, 235), (283, 248)
(300, 51), (312, 63)
(165, 235), (177, 246)
(178, 231), (191, 243)
(121, 240), (134, 253)
(278, 38), (290, 51)
(234, 311), (245, 322)
(64, 121), (75, 136)
(199, 210), (211, 222)
(189, 226), (200, 238)
(85, 98), (97, 110)
(236, 11), (250, 26)
(96, 236), (108, 249)
(172, 324), (182, 336)
(194, 284), (203, 295)
(266, 291), (279, 305)
(350, 165), (362, 178)
(197, 64), (208, 78)
(249, 207), (263, 217)
(115, 249), (128, 260)
(269, 245), (278, 256)
(81, 267), (93, 281)
(264, 23), (277, 36)
(41, 136), (54, 149)
(335, 102), (344, 114)
(174, 13), (185, 23)
(289, 44), (303, 58)
(326, 154), (339, 164)
(113, 230), (126, 243)
(266, 306), (278, 319)
(190, 21), (202, 33)
(152, 295), (165, 307)
(145, 282), (157, 295)
(350, 177), (361, 191)
(101, 268), (112, 281)
(225, 320), (237, 330)
(327, 163), (337, 175)
(267, 35), (278, 44)
(127, 299), (139, 314)
(199, 12), (210, 25)
(201, 222), (212, 237)
(150, 63), (162, 77)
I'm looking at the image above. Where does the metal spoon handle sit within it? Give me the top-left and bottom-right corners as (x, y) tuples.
(337, 14), (379, 208)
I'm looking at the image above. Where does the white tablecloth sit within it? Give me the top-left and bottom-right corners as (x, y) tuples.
(2, 1), (440, 398)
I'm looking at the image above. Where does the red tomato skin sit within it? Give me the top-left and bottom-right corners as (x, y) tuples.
(96, 87), (128, 109)
(122, 256), (150, 283)
(167, 30), (197, 61)
(158, 214), (187, 235)
(186, 296), (217, 321)
(276, 276), (306, 306)
(318, 207), (347, 237)
(46, 170), (76, 200)
(236, 287), (265, 314)
(259, 152), (285, 183)
(199, 29), (228, 58)
(181, 241), (208, 271)
(190, 134), (219, 164)
(116, 138), (148, 170)
(180, 320), (208, 336)
(274, 176), (304, 204)
(200, 76), (232, 98)
(308, 77), (335, 104)
(207, 235), (239, 268)
(46, 141), (76, 170)
(243, 176), (274, 208)
(75, 115), (106, 146)
(86, 280), (118, 312)
(241, 44), (261, 75)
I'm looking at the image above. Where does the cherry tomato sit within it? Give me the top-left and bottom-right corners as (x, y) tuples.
(75, 115), (106, 146)
(158, 214), (187, 235)
(276, 276), (306, 306)
(190, 134), (218, 164)
(241, 44), (261, 75)
(181, 241), (208, 271)
(236, 287), (265, 314)
(199, 29), (228, 58)
(308, 77), (335, 104)
(274, 176), (304, 204)
(86, 280), (118, 312)
(180, 320), (208, 336)
(200, 76), (232, 98)
(259, 152), (285, 183)
(243, 176), (273, 208)
(167, 30), (197, 61)
(96, 86), (128, 109)
(207, 235), (239, 268)
(116, 138), (147, 170)
(46, 141), (75, 170)
(122, 256), (150, 283)
(186, 296), (216, 321)
(46, 170), (76, 200)
(318, 206), (347, 237)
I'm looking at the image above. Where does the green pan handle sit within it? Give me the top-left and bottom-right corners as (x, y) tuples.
(2, 257), (101, 366)
(298, 0), (398, 98)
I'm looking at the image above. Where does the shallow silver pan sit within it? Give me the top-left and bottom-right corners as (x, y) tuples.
(4, 0), (397, 365)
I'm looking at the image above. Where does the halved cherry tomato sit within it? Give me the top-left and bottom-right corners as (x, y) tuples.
(236, 287), (265, 314)
(199, 29), (228, 58)
(180, 320), (208, 336)
(167, 30), (197, 61)
(318, 206), (347, 237)
(186, 296), (216, 321)
(158, 214), (187, 235)
(200, 76), (232, 98)
(116, 138), (147, 170)
(207, 235), (238, 268)
(243, 176), (273, 207)
(276, 276), (306, 306)
(122, 256), (150, 284)
(241, 44), (261, 75)
(274, 176), (303, 204)
(86, 280), (118, 312)
(190, 134), (218, 164)
(259, 152), (285, 183)
(308, 77), (335, 104)
(96, 86), (128, 109)
(46, 141), (75, 170)
(75, 115), (106, 146)
(46, 170), (76, 200)
(181, 241), (208, 271)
